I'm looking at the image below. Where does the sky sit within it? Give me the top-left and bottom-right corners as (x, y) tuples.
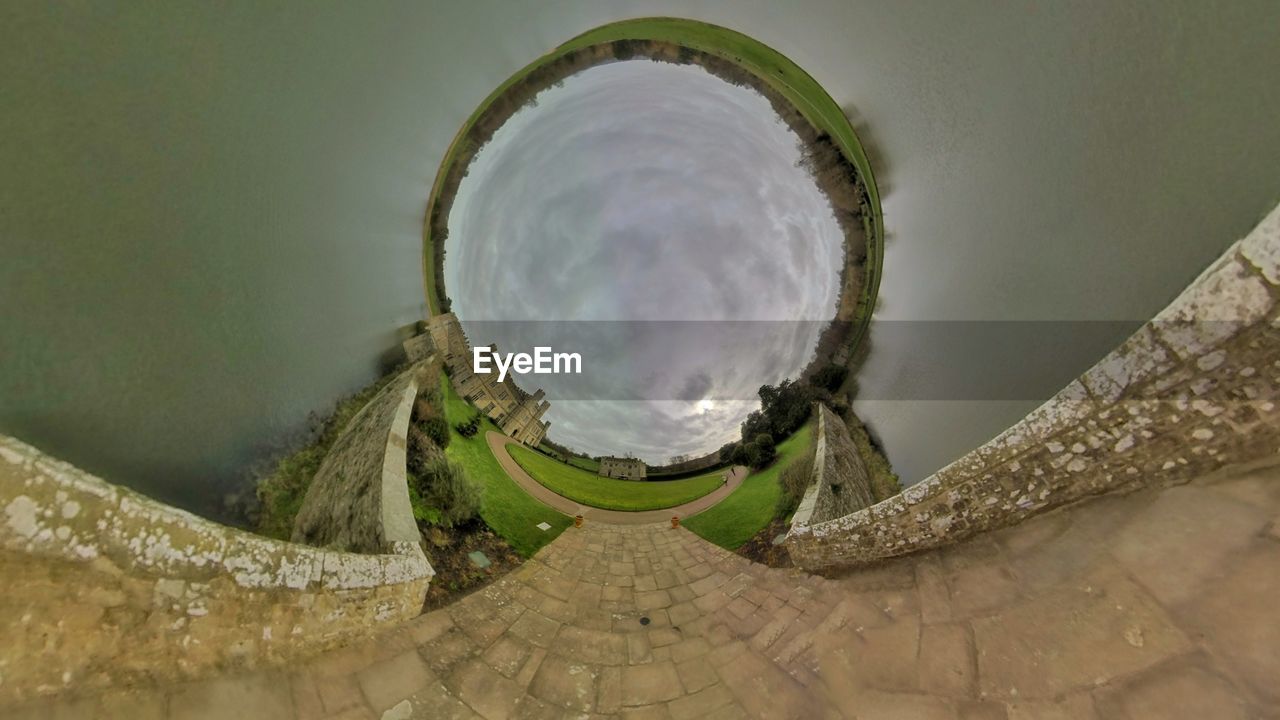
(444, 59), (842, 463)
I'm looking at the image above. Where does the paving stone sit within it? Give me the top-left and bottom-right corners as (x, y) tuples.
(675, 658), (719, 694)
(509, 611), (561, 648)
(621, 661), (683, 706)
(1110, 486), (1269, 606)
(316, 672), (366, 714)
(596, 665), (623, 714)
(1005, 694), (1098, 720)
(528, 653), (598, 712)
(357, 650), (435, 713)
(666, 683), (734, 719)
(1093, 656), (1251, 720)
(974, 565), (1190, 699)
(483, 635), (534, 678)
(918, 623), (975, 697)
(445, 658), (525, 720)
(1175, 544), (1280, 703)
(627, 631), (653, 664)
(635, 590), (673, 611)
(554, 624), (629, 665)
(168, 674), (295, 720)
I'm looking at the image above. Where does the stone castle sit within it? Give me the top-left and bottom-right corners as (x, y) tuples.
(598, 456), (648, 480)
(425, 313), (550, 447)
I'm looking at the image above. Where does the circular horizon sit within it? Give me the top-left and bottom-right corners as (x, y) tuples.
(443, 59), (843, 462)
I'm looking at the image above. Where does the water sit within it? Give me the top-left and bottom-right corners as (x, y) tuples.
(3, 1), (1278, 515)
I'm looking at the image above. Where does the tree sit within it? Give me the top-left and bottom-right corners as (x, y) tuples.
(812, 363), (848, 393)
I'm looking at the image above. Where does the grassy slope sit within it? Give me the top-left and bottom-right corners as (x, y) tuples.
(439, 373), (570, 556)
(567, 455), (600, 472)
(506, 444), (725, 512)
(684, 420), (814, 550)
(423, 17), (882, 326)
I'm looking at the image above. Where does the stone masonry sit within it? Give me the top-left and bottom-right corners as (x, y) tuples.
(11, 454), (1279, 717)
(787, 203), (1280, 572)
(792, 404), (875, 528)
(0, 361), (436, 705)
(293, 362), (432, 553)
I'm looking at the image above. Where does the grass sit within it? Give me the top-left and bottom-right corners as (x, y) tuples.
(439, 372), (570, 556)
(684, 420), (815, 550)
(567, 455), (600, 472)
(506, 444), (727, 512)
(422, 16), (882, 333)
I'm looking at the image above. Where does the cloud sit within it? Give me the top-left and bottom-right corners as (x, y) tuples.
(444, 60), (841, 461)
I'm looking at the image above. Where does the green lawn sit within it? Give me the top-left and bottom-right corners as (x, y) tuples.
(566, 455), (600, 472)
(506, 444), (727, 512)
(439, 373), (570, 556)
(684, 421), (815, 550)
(424, 17), (882, 330)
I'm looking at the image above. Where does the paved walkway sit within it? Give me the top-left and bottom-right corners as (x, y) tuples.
(486, 432), (746, 525)
(13, 457), (1280, 718)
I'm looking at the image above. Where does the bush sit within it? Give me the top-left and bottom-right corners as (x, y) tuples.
(777, 452), (816, 517)
(408, 458), (480, 529)
(812, 364), (848, 393)
(455, 414), (481, 438)
(419, 415), (450, 449)
(746, 433), (776, 469)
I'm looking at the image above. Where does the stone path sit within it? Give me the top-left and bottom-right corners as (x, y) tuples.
(12, 457), (1280, 719)
(486, 432), (747, 525)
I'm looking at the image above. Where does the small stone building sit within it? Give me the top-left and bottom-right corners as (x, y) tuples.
(598, 456), (647, 480)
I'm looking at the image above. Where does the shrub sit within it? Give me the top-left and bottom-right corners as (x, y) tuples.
(455, 415), (480, 438)
(408, 458), (480, 529)
(811, 364), (848, 393)
(746, 433), (776, 469)
(419, 415), (450, 449)
(777, 452), (816, 517)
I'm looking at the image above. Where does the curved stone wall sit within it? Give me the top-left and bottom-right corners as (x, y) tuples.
(787, 203), (1280, 572)
(0, 364), (435, 704)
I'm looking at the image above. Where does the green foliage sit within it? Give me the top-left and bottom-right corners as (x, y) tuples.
(454, 414), (481, 438)
(743, 432), (777, 469)
(407, 458), (479, 529)
(507, 444), (725, 512)
(741, 380), (813, 447)
(777, 436), (817, 517)
(419, 415), (450, 449)
(438, 372), (571, 556)
(407, 484), (443, 525)
(812, 363), (849, 393)
(684, 421), (814, 550)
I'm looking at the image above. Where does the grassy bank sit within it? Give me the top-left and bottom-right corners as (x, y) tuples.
(507, 444), (726, 512)
(438, 373), (570, 556)
(684, 420), (815, 550)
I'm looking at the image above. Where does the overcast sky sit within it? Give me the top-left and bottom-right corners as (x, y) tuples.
(444, 60), (841, 462)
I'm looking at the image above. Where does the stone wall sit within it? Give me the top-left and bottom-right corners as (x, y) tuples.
(0, 364), (435, 704)
(787, 203), (1280, 572)
(293, 362), (428, 553)
(792, 404), (875, 527)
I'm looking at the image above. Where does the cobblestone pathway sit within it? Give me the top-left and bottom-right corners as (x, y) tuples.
(15, 458), (1280, 719)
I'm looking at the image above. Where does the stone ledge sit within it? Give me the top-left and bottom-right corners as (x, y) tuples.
(0, 360), (437, 703)
(786, 202), (1280, 572)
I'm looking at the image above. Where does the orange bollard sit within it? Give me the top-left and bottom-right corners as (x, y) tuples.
(671, 516), (680, 529)
(574, 515), (584, 528)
